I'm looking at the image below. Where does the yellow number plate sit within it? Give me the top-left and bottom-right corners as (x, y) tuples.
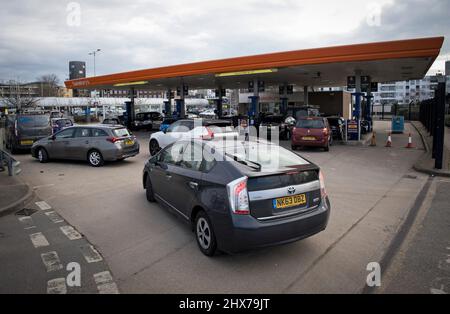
(302, 136), (316, 141)
(21, 140), (33, 145)
(125, 139), (134, 146)
(273, 194), (307, 209)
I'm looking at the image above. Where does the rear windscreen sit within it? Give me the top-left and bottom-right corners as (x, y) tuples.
(262, 116), (284, 123)
(248, 171), (319, 191)
(57, 120), (72, 127)
(113, 128), (131, 137)
(296, 119), (325, 129)
(18, 115), (50, 127)
(204, 121), (232, 127)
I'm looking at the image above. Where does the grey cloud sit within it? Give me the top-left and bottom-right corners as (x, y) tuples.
(0, 0), (448, 83)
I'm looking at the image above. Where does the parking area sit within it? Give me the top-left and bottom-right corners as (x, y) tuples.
(7, 120), (429, 293)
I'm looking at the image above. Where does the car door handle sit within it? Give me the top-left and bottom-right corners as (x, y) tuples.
(189, 182), (198, 190)
(85, 141), (89, 144)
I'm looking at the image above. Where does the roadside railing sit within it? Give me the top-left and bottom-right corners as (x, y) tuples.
(418, 79), (447, 169)
(0, 117), (21, 176)
(0, 149), (21, 176)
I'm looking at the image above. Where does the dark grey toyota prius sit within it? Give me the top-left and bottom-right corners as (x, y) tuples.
(142, 138), (330, 256)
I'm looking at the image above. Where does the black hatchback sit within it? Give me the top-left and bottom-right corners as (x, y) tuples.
(143, 138), (330, 256)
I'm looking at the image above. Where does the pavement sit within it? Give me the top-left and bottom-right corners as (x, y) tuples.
(375, 177), (450, 294)
(0, 173), (33, 217)
(0, 120), (434, 294)
(411, 121), (450, 177)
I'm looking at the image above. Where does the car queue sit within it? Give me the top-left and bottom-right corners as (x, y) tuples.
(3, 109), (332, 256)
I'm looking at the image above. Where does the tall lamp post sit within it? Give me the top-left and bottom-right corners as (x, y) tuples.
(88, 49), (101, 77)
(88, 49), (101, 115)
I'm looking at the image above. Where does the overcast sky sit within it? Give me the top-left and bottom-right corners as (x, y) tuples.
(1, 0), (449, 84)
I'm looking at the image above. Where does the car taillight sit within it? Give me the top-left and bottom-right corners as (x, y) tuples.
(226, 177), (250, 215)
(201, 127), (215, 140)
(106, 137), (120, 143)
(319, 171), (327, 198)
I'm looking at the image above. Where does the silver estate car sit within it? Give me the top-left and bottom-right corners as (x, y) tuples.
(31, 125), (140, 167)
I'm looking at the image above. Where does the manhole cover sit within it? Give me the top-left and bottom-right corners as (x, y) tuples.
(15, 208), (38, 216)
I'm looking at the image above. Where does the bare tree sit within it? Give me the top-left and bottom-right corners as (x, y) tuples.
(0, 79), (41, 111)
(36, 74), (60, 97)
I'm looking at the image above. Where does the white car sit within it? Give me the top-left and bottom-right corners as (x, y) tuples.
(149, 119), (236, 155)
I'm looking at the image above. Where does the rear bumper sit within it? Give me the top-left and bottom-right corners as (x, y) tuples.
(16, 137), (47, 151)
(292, 137), (327, 147)
(215, 197), (330, 254)
(102, 144), (140, 161)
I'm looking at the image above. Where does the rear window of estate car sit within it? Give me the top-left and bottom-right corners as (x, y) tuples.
(296, 119), (325, 129)
(113, 128), (131, 137)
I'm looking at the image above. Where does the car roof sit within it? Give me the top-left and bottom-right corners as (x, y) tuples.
(69, 124), (125, 129)
(297, 116), (325, 120)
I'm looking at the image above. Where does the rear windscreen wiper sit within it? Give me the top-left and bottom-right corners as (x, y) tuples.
(225, 153), (262, 171)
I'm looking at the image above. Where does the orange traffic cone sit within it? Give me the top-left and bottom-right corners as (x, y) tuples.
(405, 133), (415, 149)
(385, 133), (392, 148)
(370, 132), (377, 147)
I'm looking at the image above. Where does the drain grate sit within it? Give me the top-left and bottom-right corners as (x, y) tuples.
(15, 208), (38, 216)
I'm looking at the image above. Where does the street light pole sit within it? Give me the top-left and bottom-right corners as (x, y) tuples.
(88, 49), (101, 77)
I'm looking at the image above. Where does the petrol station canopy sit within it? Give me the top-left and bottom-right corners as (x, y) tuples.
(65, 37), (444, 92)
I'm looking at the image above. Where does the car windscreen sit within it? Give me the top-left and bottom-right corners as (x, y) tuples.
(136, 113), (151, 120)
(57, 119), (72, 127)
(296, 119), (325, 129)
(18, 115), (50, 127)
(113, 128), (131, 137)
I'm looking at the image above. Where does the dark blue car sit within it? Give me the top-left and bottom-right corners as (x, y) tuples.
(51, 118), (73, 134)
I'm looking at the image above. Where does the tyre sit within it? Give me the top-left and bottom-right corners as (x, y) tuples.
(145, 174), (156, 202)
(37, 147), (49, 163)
(194, 211), (217, 257)
(88, 150), (104, 167)
(149, 139), (160, 156)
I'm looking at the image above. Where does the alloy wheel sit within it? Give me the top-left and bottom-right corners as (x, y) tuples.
(196, 217), (211, 250)
(89, 151), (101, 166)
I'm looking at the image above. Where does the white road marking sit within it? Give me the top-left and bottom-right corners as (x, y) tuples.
(29, 232), (50, 248)
(45, 211), (64, 224)
(41, 251), (63, 272)
(18, 216), (33, 224)
(80, 245), (103, 263)
(94, 271), (119, 294)
(47, 278), (67, 294)
(35, 201), (52, 211)
(60, 226), (82, 240)
(97, 282), (119, 294)
(94, 271), (114, 285)
(18, 216), (35, 229)
(33, 184), (55, 190)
